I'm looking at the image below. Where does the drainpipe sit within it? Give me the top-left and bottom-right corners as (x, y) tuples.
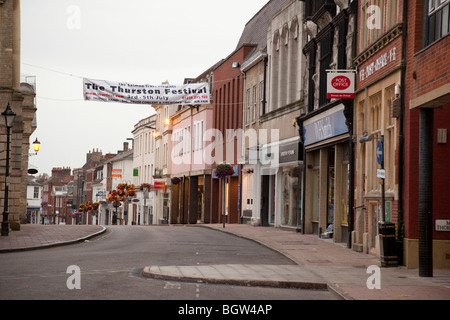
(419, 108), (433, 277)
(397, 0), (408, 264)
(296, 115), (306, 234)
(262, 55), (268, 115)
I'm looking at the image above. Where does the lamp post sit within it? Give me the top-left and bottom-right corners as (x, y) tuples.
(2, 103), (16, 236)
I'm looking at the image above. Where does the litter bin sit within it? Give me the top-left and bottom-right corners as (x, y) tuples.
(379, 222), (398, 267)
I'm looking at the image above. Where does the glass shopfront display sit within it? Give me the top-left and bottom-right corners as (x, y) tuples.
(281, 165), (301, 227)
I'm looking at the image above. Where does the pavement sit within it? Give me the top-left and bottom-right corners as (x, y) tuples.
(0, 224), (106, 252)
(1, 223), (449, 300)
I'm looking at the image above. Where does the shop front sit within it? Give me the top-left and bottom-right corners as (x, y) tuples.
(302, 103), (351, 243)
(258, 138), (303, 230)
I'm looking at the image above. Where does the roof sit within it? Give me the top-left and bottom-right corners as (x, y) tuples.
(236, 0), (292, 54)
(109, 149), (133, 163)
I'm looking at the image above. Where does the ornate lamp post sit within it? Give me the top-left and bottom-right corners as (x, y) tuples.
(2, 103), (16, 236)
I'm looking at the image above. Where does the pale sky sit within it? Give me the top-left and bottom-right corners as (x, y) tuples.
(21, 0), (270, 176)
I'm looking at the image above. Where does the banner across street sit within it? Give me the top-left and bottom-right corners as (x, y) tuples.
(83, 78), (210, 105)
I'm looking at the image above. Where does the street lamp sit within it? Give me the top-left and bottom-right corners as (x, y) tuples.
(2, 103), (16, 236)
(29, 137), (40, 156)
(32, 138), (40, 153)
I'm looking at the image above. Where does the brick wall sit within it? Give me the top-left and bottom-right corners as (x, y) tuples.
(404, 0), (450, 243)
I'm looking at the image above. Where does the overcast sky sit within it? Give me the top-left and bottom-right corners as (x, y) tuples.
(21, 0), (270, 176)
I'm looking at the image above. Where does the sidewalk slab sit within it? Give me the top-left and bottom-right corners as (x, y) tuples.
(142, 264), (328, 290)
(0, 224), (106, 253)
(187, 224), (450, 300)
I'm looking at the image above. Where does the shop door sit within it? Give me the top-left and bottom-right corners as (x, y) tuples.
(327, 148), (335, 229)
(369, 202), (378, 249)
(261, 175), (269, 226)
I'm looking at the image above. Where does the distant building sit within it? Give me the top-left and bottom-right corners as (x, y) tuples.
(26, 176), (42, 224)
(42, 167), (72, 224)
(132, 114), (157, 225)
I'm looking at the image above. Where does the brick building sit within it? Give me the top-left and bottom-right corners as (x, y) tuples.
(42, 167), (72, 224)
(210, 44), (254, 224)
(403, 0), (450, 271)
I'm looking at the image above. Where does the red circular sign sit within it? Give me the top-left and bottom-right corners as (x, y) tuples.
(331, 76), (351, 90)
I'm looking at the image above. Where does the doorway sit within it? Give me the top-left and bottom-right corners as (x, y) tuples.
(261, 174), (275, 226)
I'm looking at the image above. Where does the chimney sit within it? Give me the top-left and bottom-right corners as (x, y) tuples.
(124, 142), (129, 151)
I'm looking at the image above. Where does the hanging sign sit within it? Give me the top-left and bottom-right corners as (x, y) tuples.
(327, 71), (355, 99)
(112, 169), (122, 178)
(83, 78), (210, 105)
(154, 181), (166, 190)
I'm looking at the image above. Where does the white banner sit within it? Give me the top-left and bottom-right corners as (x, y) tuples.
(83, 78), (210, 105)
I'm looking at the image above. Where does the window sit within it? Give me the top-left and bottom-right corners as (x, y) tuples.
(185, 126), (191, 153)
(246, 88), (251, 125)
(252, 85), (257, 122)
(384, 86), (396, 191)
(260, 80), (265, 116)
(307, 46), (316, 112)
(163, 143), (168, 167)
(368, 92), (382, 192)
(337, 20), (348, 70)
(33, 187), (40, 199)
(193, 121), (203, 151)
(424, 0), (450, 47)
(319, 32), (333, 107)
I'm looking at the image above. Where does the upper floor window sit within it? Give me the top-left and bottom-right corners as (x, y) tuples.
(360, 0), (401, 51)
(34, 187), (40, 199)
(424, 0), (450, 47)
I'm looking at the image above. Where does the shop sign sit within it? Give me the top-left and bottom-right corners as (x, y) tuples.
(359, 46), (397, 83)
(327, 72), (355, 99)
(154, 182), (166, 190)
(302, 104), (349, 146)
(112, 169), (122, 178)
(435, 219), (450, 232)
(279, 141), (301, 163)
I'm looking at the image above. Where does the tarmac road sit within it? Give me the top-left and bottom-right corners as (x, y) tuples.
(0, 225), (336, 301)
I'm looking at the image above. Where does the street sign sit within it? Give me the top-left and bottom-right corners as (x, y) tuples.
(377, 169), (386, 179)
(376, 141), (383, 165)
(435, 219), (450, 231)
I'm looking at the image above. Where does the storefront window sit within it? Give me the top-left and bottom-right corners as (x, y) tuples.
(281, 166), (301, 227)
(327, 167), (335, 225)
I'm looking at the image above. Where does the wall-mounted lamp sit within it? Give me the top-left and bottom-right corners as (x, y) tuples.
(30, 138), (40, 156)
(232, 62), (240, 68)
